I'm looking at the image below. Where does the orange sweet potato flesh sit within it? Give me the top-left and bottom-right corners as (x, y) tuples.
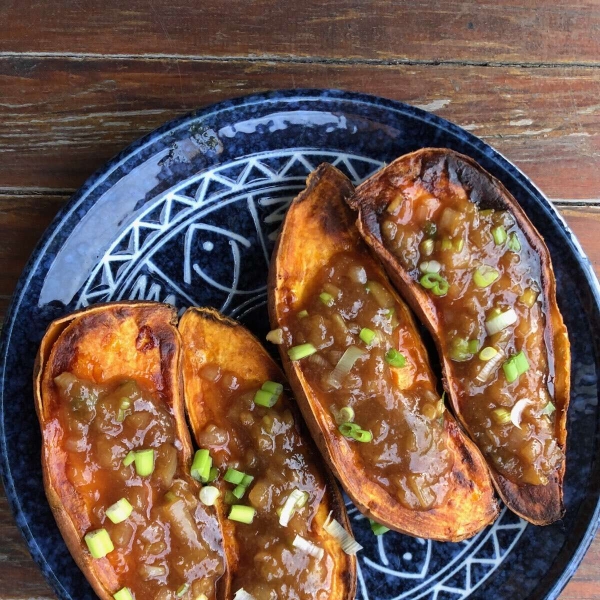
(33, 302), (226, 600)
(269, 163), (499, 541)
(348, 148), (570, 525)
(179, 307), (356, 599)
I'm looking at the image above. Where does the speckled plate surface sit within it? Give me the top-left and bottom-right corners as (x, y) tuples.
(1, 90), (599, 600)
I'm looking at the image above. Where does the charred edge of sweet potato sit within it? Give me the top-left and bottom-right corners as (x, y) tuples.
(349, 148), (570, 524)
(269, 163), (499, 541)
(178, 306), (356, 600)
(34, 302), (225, 600)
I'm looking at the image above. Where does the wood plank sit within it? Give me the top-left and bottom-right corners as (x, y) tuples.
(0, 57), (599, 198)
(1, 1), (600, 65)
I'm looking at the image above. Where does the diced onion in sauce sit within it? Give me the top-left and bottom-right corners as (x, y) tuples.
(485, 308), (518, 335)
(508, 232), (521, 252)
(293, 535), (325, 559)
(323, 512), (363, 554)
(199, 486), (220, 506)
(266, 328), (284, 344)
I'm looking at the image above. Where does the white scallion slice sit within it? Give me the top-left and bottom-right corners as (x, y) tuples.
(475, 350), (505, 384)
(419, 260), (441, 274)
(199, 485), (220, 506)
(233, 589), (255, 600)
(293, 535), (325, 559)
(511, 399), (534, 429)
(327, 346), (365, 389)
(485, 308), (518, 335)
(323, 512), (363, 554)
(279, 489), (307, 527)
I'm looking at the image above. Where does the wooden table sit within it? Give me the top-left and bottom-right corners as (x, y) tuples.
(0, 1), (599, 598)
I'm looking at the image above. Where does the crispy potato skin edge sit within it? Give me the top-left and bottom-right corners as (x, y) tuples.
(269, 163), (499, 542)
(348, 148), (570, 525)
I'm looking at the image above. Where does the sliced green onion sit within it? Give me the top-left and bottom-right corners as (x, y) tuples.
(319, 292), (334, 307)
(224, 468), (246, 485)
(295, 491), (309, 508)
(199, 485), (220, 506)
(323, 512), (363, 554)
(508, 232), (521, 252)
(224, 491), (237, 505)
(419, 260), (441, 274)
(288, 343), (317, 361)
(519, 288), (538, 307)
(352, 429), (373, 443)
(423, 220), (437, 237)
(479, 346), (498, 361)
(113, 588), (134, 600)
(419, 273), (449, 296)
(206, 466), (219, 483)
(420, 239), (434, 256)
(254, 389), (277, 408)
(105, 498), (133, 524)
(232, 485), (246, 500)
(454, 238), (464, 252)
(338, 422), (361, 437)
(261, 380), (283, 397)
(84, 528), (114, 559)
(359, 328), (376, 345)
(492, 408), (512, 425)
(176, 584), (189, 598)
(279, 489), (308, 526)
(134, 449), (155, 477)
(117, 409), (126, 422)
(241, 474), (254, 487)
(293, 535), (325, 559)
(369, 519), (390, 535)
(191, 449), (212, 483)
(474, 266), (500, 288)
(440, 237), (453, 251)
(467, 339), (480, 354)
(485, 308), (517, 335)
(266, 328), (284, 344)
(298, 310), (309, 319)
(513, 351), (530, 374)
(117, 398), (131, 422)
(385, 348), (406, 368)
(503, 351), (529, 383)
(492, 226), (507, 245)
(228, 505), (256, 524)
(542, 401), (556, 416)
(123, 451), (136, 467)
(335, 406), (355, 424)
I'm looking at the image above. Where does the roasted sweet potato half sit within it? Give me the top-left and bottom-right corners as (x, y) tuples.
(348, 148), (570, 525)
(269, 163), (499, 542)
(34, 302), (226, 600)
(179, 307), (356, 600)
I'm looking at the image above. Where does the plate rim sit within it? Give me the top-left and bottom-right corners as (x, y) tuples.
(1, 88), (599, 600)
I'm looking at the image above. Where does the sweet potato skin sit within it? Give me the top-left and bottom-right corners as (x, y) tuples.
(179, 306), (356, 599)
(33, 302), (225, 600)
(269, 163), (499, 542)
(348, 148), (570, 525)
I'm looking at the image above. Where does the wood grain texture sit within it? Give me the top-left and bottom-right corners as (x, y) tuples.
(0, 57), (599, 197)
(1, 1), (600, 65)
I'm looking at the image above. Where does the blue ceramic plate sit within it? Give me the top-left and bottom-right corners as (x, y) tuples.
(1, 90), (599, 600)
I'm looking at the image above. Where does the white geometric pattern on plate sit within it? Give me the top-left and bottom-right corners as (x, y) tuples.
(75, 147), (528, 598)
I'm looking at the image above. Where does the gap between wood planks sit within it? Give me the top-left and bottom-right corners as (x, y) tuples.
(1, 51), (600, 70)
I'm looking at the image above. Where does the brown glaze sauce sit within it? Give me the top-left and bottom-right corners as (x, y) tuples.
(281, 251), (454, 511)
(55, 373), (224, 600)
(380, 174), (563, 485)
(193, 365), (335, 600)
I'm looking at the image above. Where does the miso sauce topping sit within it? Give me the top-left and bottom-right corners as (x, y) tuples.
(282, 252), (454, 511)
(55, 373), (224, 600)
(380, 176), (563, 486)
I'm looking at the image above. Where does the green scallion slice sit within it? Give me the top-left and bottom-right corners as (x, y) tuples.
(513, 351), (530, 374)
(336, 406), (355, 424)
(288, 343), (317, 361)
(232, 485), (246, 500)
(359, 327), (376, 345)
(123, 451), (136, 467)
(319, 292), (334, 307)
(176, 584), (189, 598)
(385, 348), (406, 368)
(206, 466), (219, 483)
(254, 389), (277, 408)
(113, 587), (133, 600)
(105, 498), (133, 524)
(228, 505), (256, 524)
(298, 310), (309, 319)
(134, 449), (155, 477)
(338, 422), (361, 437)
(441, 238), (453, 251)
(508, 233), (521, 252)
(352, 429), (373, 443)
(191, 449), (212, 483)
(241, 474), (254, 487)
(542, 401), (556, 416)
(369, 519), (390, 535)
(492, 408), (512, 425)
(419, 273), (449, 296)
(492, 226), (507, 245)
(467, 339), (480, 354)
(473, 266), (500, 288)
(84, 528), (114, 559)
(224, 468), (246, 485)
(502, 359), (519, 383)
(261, 380), (283, 397)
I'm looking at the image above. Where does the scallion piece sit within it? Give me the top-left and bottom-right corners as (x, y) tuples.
(440, 238), (453, 251)
(123, 451), (136, 467)
(84, 528), (114, 559)
(288, 343), (317, 361)
(454, 238), (464, 252)
(261, 380), (283, 397)
(298, 310), (309, 319)
(254, 389), (277, 408)
(420, 238), (434, 256)
(467, 339), (480, 354)
(542, 401), (556, 416)
(266, 328), (284, 345)
(176, 584), (189, 598)
(519, 288), (538, 307)
(228, 505), (256, 524)
(508, 232), (521, 252)
(503, 351), (529, 383)
(338, 422), (361, 437)
(419, 273), (449, 296)
(323, 512), (363, 554)
(385, 348), (406, 368)
(336, 406), (355, 424)
(492, 226), (507, 245)
(199, 485), (220, 506)
(479, 346), (498, 361)
(359, 328), (376, 345)
(224, 468), (246, 485)
(232, 485), (246, 500)
(319, 292), (334, 307)
(279, 489), (308, 526)
(513, 351), (530, 374)
(134, 449), (155, 477)
(485, 308), (518, 335)
(105, 498), (133, 524)
(369, 519), (390, 535)
(474, 266), (500, 288)
(191, 449), (212, 483)
(419, 260), (441, 274)
(293, 535), (325, 559)
(352, 429), (373, 443)
(492, 408), (512, 425)
(113, 588), (134, 600)
(206, 466), (219, 483)
(241, 474), (254, 487)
